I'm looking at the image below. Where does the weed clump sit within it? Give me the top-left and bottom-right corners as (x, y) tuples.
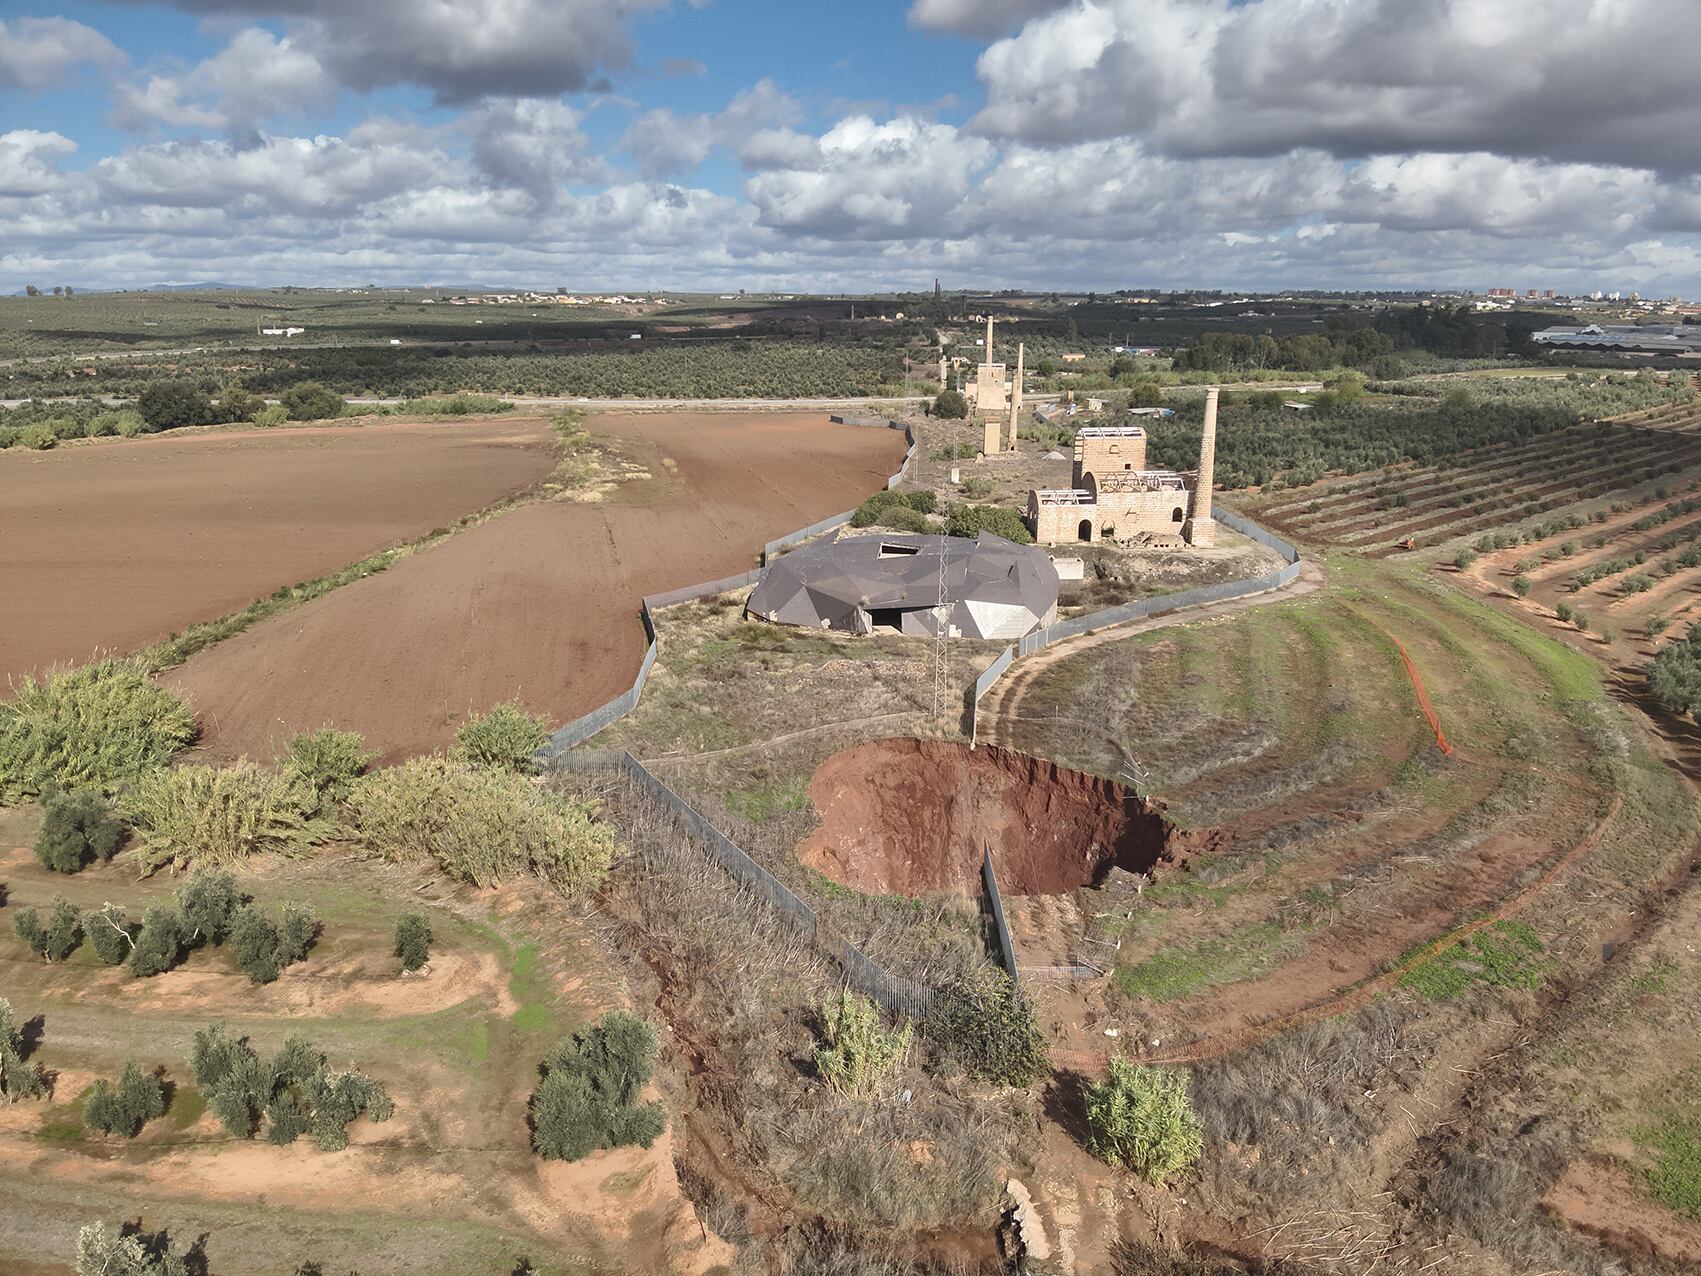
(530, 1011), (666, 1161)
(281, 728), (373, 811)
(33, 789), (127, 873)
(813, 990), (911, 1096)
(1083, 1061), (1202, 1184)
(454, 701), (551, 774)
(923, 966), (1050, 1086)
(122, 763), (338, 874)
(0, 661), (197, 803)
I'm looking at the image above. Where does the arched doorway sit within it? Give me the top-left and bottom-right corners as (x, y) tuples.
(1171, 506), (1185, 522)
(1078, 519), (1093, 542)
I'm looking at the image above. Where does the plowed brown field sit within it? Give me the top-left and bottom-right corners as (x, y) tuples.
(0, 417), (558, 683)
(165, 412), (907, 761)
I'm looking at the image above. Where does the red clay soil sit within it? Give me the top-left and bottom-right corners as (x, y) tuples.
(0, 417), (558, 684)
(797, 737), (1215, 896)
(165, 412), (906, 762)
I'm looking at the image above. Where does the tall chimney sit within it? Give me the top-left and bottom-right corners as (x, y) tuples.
(1007, 341), (1024, 450)
(985, 314), (994, 363)
(1185, 386), (1219, 547)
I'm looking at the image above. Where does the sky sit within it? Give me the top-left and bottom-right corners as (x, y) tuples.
(4, 0), (1701, 294)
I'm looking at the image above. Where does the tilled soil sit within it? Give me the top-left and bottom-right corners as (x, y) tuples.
(165, 412), (907, 762)
(0, 417), (560, 684)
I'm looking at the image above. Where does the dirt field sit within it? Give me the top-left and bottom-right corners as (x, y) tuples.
(0, 418), (559, 684)
(164, 413), (907, 762)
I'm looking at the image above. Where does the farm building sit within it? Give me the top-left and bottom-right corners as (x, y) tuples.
(1027, 387), (1220, 547)
(1532, 325), (1701, 356)
(746, 531), (1059, 639)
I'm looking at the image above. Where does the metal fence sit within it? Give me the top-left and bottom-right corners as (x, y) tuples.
(970, 510), (1304, 744)
(566, 749), (937, 1019)
(981, 847), (1019, 985)
(541, 415), (917, 756)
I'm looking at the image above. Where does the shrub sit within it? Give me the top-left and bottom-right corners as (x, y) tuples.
(279, 381), (346, 421)
(19, 422), (56, 450)
(849, 488), (937, 531)
(931, 388), (968, 419)
(138, 381), (215, 431)
(1511, 575), (1531, 598)
(87, 409), (145, 437)
(219, 384), (259, 422)
(1453, 549), (1478, 570)
(281, 728), (372, 809)
(531, 1011), (667, 1161)
(0, 661), (198, 803)
(177, 867), (242, 947)
(813, 990), (912, 1096)
(351, 756), (616, 894)
(191, 1024), (391, 1149)
(1555, 601), (1575, 624)
(76, 1221), (191, 1276)
(85, 904), (134, 966)
(127, 904), (187, 977)
(252, 403), (289, 426)
(1083, 1061), (1203, 1184)
(961, 476), (994, 499)
(923, 966), (1050, 1086)
(83, 1061), (166, 1138)
(944, 503), (1034, 545)
(122, 763), (335, 874)
(453, 701), (550, 774)
(14, 896), (82, 961)
(0, 997), (47, 1100)
(33, 789), (127, 873)
(1651, 622), (1701, 718)
(1647, 614), (1673, 640)
(394, 911), (432, 972)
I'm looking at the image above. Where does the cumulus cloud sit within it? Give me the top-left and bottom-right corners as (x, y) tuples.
(468, 97), (609, 197)
(112, 28), (336, 133)
(970, 0), (1701, 173)
(907, 0), (1072, 38)
(0, 130), (77, 198)
(621, 79), (802, 178)
(0, 16), (124, 91)
(114, 0), (666, 102)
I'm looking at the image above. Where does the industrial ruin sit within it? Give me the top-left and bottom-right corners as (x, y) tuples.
(1027, 386), (1220, 547)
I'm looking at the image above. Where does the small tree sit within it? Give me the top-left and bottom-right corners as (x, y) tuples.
(813, 990), (911, 1096)
(14, 896), (82, 961)
(86, 904), (135, 966)
(192, 1024), (390, 1148)
(0, 997), (47, 1101)
(931, 388), (968, 419)
(128, 904), (187, 977)
(1511, 574), (1532, 598)
(229, 901), (317, 984)
(177, 867), (242, 947)
(531, 1011), (667, 1161)
(394, 911), (432, 972)
(34, 789), (127, 873)
(137, 381), (215, 432)
(76, 1221), (190, 1276)
(83, 1060), (166, 1138)
(1453, 549), (1477, 571)
(922, 966), (1050, 1086)
(1082, 1061), (1203, 1184)
(279, 901), (316, 965)
(453, 701), (550, 774)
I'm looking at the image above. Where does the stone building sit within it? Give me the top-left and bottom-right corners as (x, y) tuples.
(963, 316), (1024, 455)
(1027, 387), (1219, 547)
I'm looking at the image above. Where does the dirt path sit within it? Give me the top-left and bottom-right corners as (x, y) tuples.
(165, 413), (907, 762)
(0, 417), (559, 684)
(977, 559), (1324, 751)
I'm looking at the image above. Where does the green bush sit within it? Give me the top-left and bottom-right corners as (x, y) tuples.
(33, 789), (126, 873)
(127, 903), (187, 977)
(19, 422), (56, 450)
(87, 409), (146, 438)
(394, 911), (432, 972)
(1082, 1061), (1203, 1184)
(83, 1060), (166, 1138)
(0, 660), (198, 803)
(138, 381), (215, 431)
(122, 762), (336, 874)
(228, 900), (317, 985)
(191, 1024), (392, 1149)
(219, 384), (260, 422)
(351, 756), (616, 894)
(281, 728), (372, 809)
(279, 381), (346, 421)
(76, 1221), (191, 1276)
(960, 476), (994, 499)
(813, 990), (911, 1096)
(85, 904), (134, 966)
(453, 701), (550, 774)
(849, 488), (937, 531)
(252, 403), (289, 426)
(1651, 622), (1701, 718)
(531, 1011), (667, 1161)
(923, 966), (1050, 1086)
(931, 388), (968, 419)
(0, 998), (47, 1100)
(944, 503), (1034, 544)
(13, 896), (82, 961)
(1512, 575), (1531, 598)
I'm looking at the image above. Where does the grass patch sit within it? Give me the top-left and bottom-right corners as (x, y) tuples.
(167, 1086), (207, 1131)
(725, 779), (810, 825)
(1114, 922), (1296, 1002)
(35, 1086), (92, 1142)
(1636, 1095), (1701, 1219)
(1398, 919), (1546, 1000)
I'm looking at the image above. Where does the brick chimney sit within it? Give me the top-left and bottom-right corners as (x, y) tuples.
(1184, 387), (1218, 547)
